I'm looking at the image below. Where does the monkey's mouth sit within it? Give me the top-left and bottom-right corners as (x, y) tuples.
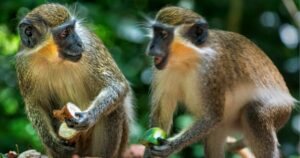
(154, 55), (168, 70)
(60, 52), (82, 62)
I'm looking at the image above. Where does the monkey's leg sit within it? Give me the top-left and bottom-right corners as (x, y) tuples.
(118, 118), (130, 158)
(25, 102), (74, 158)
(204, 127), (227, 158)
(241, 101), (281, 158)
(91, 108), (125, 158)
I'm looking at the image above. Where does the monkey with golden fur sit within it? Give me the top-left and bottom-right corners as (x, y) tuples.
(144, 6), (295, 158)
(16, 3), (133, 158)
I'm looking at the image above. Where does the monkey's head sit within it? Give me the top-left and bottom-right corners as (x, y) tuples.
(146, 6), (208, 70)
(18, 3), (84, 62)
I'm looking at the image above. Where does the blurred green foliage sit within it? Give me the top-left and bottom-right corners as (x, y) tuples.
(0, 0), (299, 157)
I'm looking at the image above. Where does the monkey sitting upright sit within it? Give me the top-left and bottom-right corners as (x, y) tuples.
(144, 6), (295, 158)
(16, 3), (133, 158)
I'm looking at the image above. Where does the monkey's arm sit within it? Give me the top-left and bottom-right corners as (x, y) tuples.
(150, 88), (224, 157)
(150, 111), (223, 157)
(66, 71), (129, 130)
(25, 100), (74, 153)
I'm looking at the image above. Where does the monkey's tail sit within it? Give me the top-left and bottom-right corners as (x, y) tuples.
(226, 137), (255, 158)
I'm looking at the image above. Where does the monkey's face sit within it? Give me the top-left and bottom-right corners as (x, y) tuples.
(18, 4), (84, 62)
(146, 23), (174, 70)
(146, 19), (208, 70)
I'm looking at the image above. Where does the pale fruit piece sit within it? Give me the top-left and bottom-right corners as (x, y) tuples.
(58, 122), (78, 140)
(52, 103), (82, 142)
(53, 103), (82, 121)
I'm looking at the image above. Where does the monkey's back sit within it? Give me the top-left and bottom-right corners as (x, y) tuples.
(207, 30), (289, 92)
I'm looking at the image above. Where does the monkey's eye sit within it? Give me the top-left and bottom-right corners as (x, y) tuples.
(60, 26), (72, 38)
(24, 26), (33, 37)
(195, 28), (203, 37)
(152, 23), (174, 41)
(159, 30), (168, 39)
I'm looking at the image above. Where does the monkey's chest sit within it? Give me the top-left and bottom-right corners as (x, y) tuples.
(181, 72), (203, 117)
(29, 59), (98, 110)
(156, 69), (203, 117)
(46, 75), (93, 109)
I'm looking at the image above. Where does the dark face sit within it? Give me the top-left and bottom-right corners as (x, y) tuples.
(52, 20), (84, 62)
(146, 23), (174, 70)
(18, 18), (84, 62)
(146, 19), (208, 70)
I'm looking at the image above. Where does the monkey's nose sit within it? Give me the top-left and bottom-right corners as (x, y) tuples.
(147, 47), (163, 57)
(77, 43), (82, 48)
(77, 41), (85, 52)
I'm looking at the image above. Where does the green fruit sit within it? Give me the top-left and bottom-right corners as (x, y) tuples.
(140, 127), (167, 147)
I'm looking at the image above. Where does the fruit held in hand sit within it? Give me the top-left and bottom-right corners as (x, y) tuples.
(58, 122), (78, 141)
(140, 127), (167, 147)
(53, 103), (81, 142)
(53, 103), (81, 121)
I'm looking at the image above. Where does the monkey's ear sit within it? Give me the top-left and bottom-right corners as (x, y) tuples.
(19, 20), (40, 48)
(187, 19), (208, 45)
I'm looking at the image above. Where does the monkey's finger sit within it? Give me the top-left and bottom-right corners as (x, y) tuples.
(157, 137), (168, 145)
(151, 144), (171, 156)
(152, 145), (168, 151)
(65, 118), (79, 128)
(149, 150), (162, 157)
(149, 148), (167, 157)
(60, 139), (75, 147)
(65, 117), (90, 130)
(74, 112), (84, 118)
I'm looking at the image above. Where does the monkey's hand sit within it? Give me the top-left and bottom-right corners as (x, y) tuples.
(47, 132), (75, 154)
(55, 136), (75, 150)
(65, 111), (95, 130)
(149, 138), (176, 157)
(143, 148), (152, 158)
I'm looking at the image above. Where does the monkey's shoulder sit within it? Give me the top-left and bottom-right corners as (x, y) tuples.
(208, 30), (258, 48)
(207, 29), (271, 62)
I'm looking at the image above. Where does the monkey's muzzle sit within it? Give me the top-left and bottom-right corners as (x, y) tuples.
(146, 48), (168, 70)
(154, 56), (163, 65)
(147, 48), (168, 70)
